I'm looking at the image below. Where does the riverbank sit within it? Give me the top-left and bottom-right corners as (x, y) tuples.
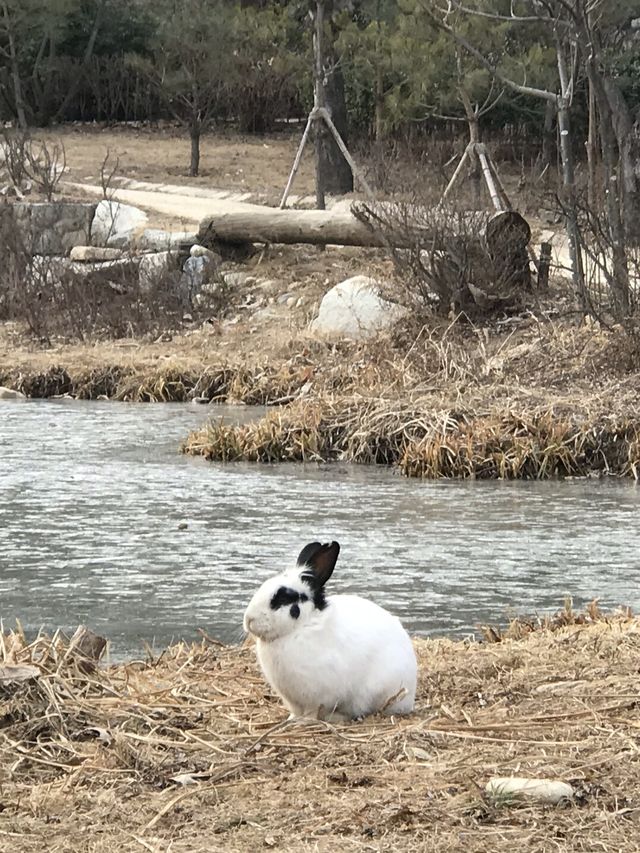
(2, 605), (639, 852)
(3, 311), (640, 478)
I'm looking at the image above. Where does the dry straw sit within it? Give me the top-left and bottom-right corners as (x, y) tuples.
(183, 396), (640, 479)
(2, 604), (640, 851)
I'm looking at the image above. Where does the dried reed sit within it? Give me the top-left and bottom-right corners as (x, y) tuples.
(2, 606), (640, 851)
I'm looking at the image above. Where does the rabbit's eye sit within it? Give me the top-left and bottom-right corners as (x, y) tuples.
(270, 586), (300, 610)
(290, 604), (300, 619)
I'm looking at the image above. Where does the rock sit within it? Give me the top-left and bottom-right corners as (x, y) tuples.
(70, 245), (125, 262)
(138, 252), (179, 292)
(276, 292), (293, 305)
(10, 202), (96, 255)
(190, 244), (222, 262)
(0, 386), (27, 401)
(485, 777), (574, 805)
(295, 296), (305, 308)
(222, 271), (254, 288)
(310, 275), (405, 340)
(137, 228), (196, 251)
(286, 296), (297, 308)
(91, 200), (148, 249)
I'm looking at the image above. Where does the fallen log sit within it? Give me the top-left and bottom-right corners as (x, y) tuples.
(197, 204), (531, 253)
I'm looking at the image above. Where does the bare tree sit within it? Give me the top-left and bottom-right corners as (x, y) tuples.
(419, 0), (638, 318)
(136, 0), (234, 177)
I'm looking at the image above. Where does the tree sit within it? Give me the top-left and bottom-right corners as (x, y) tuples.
(416, 0), (639, 318)
(136, 0), (235, 177)
(312, 0), (354, 197)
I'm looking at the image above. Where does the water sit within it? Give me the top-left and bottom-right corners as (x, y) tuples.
(1, 399), (639, 659)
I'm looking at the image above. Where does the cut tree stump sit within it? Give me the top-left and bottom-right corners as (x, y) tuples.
(67, 625), (107, 672)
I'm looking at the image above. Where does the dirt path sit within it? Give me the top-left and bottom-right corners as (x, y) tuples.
(65, 177), (358, 230)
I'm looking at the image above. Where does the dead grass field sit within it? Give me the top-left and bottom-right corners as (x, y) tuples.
(39, 124), (317, 200)
(2, 606), (640, 853)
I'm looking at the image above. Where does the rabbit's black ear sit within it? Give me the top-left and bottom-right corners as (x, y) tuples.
(297, 541), (340, 587)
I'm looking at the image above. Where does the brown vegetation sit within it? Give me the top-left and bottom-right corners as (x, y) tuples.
(2, 605), (640, 852)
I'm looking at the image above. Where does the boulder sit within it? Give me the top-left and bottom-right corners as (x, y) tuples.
(0, 386), (27, 401)
(10, 202), (96, 255)
(70, 245), (125, 262)
(190, 244), (222, 262)
(91, 201), (148, 249)
(138, 251), (181, 292)
(310, 275), (405, 339)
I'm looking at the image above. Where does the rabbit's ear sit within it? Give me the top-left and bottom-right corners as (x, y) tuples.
(297, 541), (340, 587)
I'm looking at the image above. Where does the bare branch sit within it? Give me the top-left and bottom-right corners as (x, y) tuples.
(439, 0), (567, 26)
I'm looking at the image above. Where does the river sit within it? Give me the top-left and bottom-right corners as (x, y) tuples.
(1, 399), (638, 659)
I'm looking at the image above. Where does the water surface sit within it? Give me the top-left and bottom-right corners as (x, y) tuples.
(1, 400), (639, 658)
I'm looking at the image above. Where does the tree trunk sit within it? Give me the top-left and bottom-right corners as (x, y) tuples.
(189, 121), (201, 177)
(197, 205), (530, 251)
(584, 65), (630, 316)
(555, 40), (586, 312)
(586, 80), (598, 209)
(313, 0), (353, 199)
(541, 100), (555, 173)
(1, 2), (28, 128)
(603, 76), (640, 245)
(459, 87), (481, 209)
(313, 0), (326, 210)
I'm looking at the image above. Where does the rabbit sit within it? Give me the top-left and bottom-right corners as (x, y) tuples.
(243, 540), (417, 722)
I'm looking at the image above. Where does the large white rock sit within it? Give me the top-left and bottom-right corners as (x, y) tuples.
(70, 245), (125, 262)
(91, 201), (148, 248)
(310, 275), (404, 339)
(138, 251), (176, 292)
(0, 386), (27, 401)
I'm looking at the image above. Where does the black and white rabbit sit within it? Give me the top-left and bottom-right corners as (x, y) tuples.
(243, 541), (417, 722)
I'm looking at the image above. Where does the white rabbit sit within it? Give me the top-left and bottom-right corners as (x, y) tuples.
(243, 540), (417, 722)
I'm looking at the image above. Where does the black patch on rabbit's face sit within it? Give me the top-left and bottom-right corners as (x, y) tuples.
(270, 585), (318, 615)
(270, 587), (309, 611)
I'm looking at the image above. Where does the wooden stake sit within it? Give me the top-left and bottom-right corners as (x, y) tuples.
(280, 113), (314, 209)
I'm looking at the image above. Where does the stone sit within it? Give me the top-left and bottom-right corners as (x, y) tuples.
(91, 200), (148, 249)
(276, 292), (293, 305)
(190, 244), (222, 262)
(70, 245), (125, 262)
(310, 275), (405, 340)
(137, 228), (196, 251)
(0, 386), (27, 401)
(11, 202), (96, 255)
(138, 252), (178, 292)
(286, 296), (296, 308)
(222, 271), (254, 288)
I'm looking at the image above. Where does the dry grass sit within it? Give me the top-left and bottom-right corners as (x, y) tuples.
(183, 395), (640, 479)
(39, 125), (316, 201)
(3, 606), (640, 852)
